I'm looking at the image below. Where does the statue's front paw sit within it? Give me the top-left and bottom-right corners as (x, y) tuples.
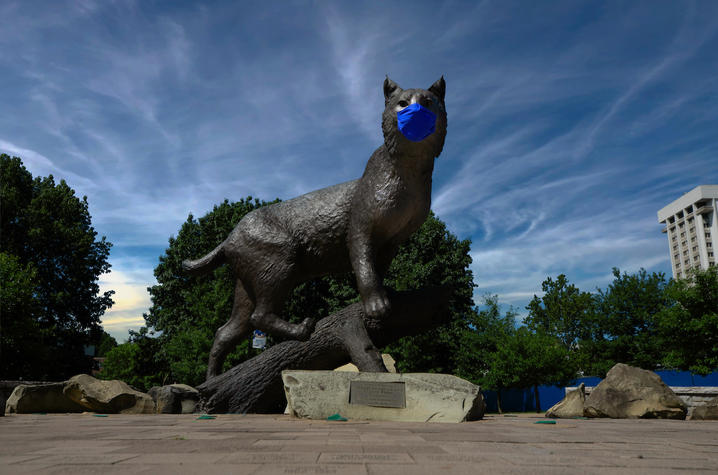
(363, 291), (391, 318)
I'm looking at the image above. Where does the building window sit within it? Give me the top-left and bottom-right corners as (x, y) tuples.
(708, 242), (713, 248)
(674, 254), (679, 260)
(709, 252), (714, 257)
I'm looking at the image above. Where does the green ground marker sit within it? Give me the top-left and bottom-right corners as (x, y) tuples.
(196, 414), (216, 420)
(534, 420), (557, 424)
(93, 414), (109, 417)
(327, 413), (348, 421)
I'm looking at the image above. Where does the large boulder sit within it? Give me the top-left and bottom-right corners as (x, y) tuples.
(546, 383), (585, 418)
(63, 374), (154, 414)
(690, 396), (718, 420)
(148, 384), (199, 414)
(5, 383), (85, 414)
(584, 364), (687, 419)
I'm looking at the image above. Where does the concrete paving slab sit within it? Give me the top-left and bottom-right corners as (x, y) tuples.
(0, 455), (47, 465)
(361, 444), (448, 454)
(318, 453), (414, 464)
(219, 452), (320, 464)
(21, 453), (139, 465)
(12, 464), (152, 475)
(255, 465), (368, 475)
(1, 413), (717, 474)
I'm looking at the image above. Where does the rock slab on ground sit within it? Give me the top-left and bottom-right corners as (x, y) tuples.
(690, 396), (718, 420)
(5, 383), (86, 414)
(546, 382), (585, 418)
(149, 384), (199, 414)
(283, 370), (485, 423)
(63, 374), (154, 414)
(584, 363), (687, 419)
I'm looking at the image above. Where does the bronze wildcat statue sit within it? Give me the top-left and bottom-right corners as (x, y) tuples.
(183, 76), (447, 379)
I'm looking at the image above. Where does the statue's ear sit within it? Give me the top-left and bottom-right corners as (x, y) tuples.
(384, 76), (402, 104)
(428, 76), (446, 102)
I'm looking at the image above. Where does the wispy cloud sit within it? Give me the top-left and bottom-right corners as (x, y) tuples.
(0, 139), (97, 190)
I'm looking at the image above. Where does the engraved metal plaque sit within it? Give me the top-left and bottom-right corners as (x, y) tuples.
(349, 381), (406, 408)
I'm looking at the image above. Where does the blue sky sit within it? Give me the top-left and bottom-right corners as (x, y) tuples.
(2, 1), (717, 342)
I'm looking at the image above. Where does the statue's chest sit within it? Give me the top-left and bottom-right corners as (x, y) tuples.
(373, 173), (431, 237)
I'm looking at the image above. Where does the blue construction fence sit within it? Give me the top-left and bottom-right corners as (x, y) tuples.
(482, 370), (718, 413)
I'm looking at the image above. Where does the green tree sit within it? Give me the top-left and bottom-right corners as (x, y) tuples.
(587, 268), (669, 375)
(100, 327), (169, 391)
(485, 327), (575, 412)
(0, 155), (114, 379)
(0, 252), (47, 377)
(457, 294), (577, 412)
(657, 266), (718, 375)
(382, 213), (475, 374)
(525, 274), (596, 351)
(100, 343), (143, 388)
(95, 331), (118, 357)
(454, 295), (517, 411)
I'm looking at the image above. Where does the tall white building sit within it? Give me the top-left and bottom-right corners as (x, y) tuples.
(658, 185), (718, 279)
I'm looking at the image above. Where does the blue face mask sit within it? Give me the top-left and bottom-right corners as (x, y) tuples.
(396, 103), (437, 142)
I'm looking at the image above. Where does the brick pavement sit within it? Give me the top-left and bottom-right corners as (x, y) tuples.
(1, 413), (717, 474)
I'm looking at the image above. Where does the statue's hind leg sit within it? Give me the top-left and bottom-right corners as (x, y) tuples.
(248, 273), (316, 341)
(206, 279), (254, 380)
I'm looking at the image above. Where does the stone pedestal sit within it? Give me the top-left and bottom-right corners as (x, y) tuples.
(282, 371), (485, 423)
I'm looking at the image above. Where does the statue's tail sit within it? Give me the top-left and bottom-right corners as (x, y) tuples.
(182, 242), (226, 276)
